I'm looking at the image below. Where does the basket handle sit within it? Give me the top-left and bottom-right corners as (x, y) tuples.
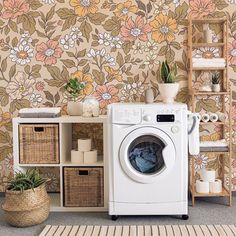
(34, 127), (44, 132)
(77, 170), (89, 176)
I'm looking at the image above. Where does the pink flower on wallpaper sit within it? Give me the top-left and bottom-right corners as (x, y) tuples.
(120, 16), (152, 42)
(36, 40), (63, 65)
(228, 40), (236, 66)
(6, 71), (35, 100)
(93, 84), (119, 109)
(1, 0), (30, 19)
(35, 81), (45, 91)
(189, 0), (215, 18)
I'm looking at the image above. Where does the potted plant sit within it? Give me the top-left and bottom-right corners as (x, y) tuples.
(158, 60), (179, 103)
(2, 169), (50, 227)
(211, 72), (221, 92)
(64, 78), (84, 116)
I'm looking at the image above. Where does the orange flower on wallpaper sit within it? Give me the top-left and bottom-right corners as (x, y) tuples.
(150, 13), (177, 43)
(0, 108), (11, 127)
(228, 40), (236, 66)
(120, 16), (152, 42)
(93, 84), (119, 109)
(72, 70), (94, 96)
(189, 0), (216, 18)
(115, 0), (138, 21)
(104, 66), (122, 82)
(36, 40), (63, 65)
(1, 0), (29, 19)
(70, 0), (100, 17)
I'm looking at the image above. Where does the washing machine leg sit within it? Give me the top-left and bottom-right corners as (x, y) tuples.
(182, 215), (189, 220)
(111, 215), (119, 221)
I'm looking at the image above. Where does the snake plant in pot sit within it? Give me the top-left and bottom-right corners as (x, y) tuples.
(158, 60), (179, 103)
(64, 78), (85, 116)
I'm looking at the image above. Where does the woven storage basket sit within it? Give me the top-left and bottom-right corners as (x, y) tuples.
(19, 124), (59, 164)
(2, 184), (50, 227)
(64, 167), (104, 207)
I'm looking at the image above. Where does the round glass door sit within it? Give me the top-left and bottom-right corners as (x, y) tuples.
(128, 135), (165, 174)
(119, 127), (176, 183)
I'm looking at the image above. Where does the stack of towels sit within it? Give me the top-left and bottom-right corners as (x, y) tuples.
(71, 138), (97, 163)
(196, 169), (222, 194)
(192, 58), (225, 68)
(200, 139), (228, 152)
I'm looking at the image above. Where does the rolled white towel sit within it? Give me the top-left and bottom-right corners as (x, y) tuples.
(208, 112), (218, 122)
(216, 112), (227, 122)
(200, 139), (228, 147)
(201, 113), (210, 123)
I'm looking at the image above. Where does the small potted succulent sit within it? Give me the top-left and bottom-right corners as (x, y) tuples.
(158, 60), (179, 103)
(2, 169), (50, 227)
(64, 78), (84, 116)
(211, 72), (221, 92)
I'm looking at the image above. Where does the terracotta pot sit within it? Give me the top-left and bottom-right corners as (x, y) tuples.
(158, 83), (179, 104)
(67, 101), (83, 116)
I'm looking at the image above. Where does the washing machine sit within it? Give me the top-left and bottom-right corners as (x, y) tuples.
(107, 103), (189, 220)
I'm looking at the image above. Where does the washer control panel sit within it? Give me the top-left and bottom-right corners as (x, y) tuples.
(112, 107), (141, 124)
(156, 114), (175, 122)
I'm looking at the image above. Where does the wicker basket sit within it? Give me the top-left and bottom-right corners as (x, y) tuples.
(19, 124), (59, 164)
(64, 167), (104, 207)
(2, 184), (50, 227)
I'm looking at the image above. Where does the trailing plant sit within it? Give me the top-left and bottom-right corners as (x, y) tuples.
(212, 72), (221, 84)
(159, 60), (178, 83)
(64, 78), (85, 102)
(7, 169), (48, 192)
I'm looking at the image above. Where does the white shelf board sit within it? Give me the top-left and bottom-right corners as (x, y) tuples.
(13, 115), (107, 124)
(18, 163), (60, 167)
(62, 161), (104, 167)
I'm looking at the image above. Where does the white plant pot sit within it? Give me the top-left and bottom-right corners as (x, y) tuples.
(212, 84), (221, 92)
(67, 101), (83, 116)
(158, 83), (179, 104)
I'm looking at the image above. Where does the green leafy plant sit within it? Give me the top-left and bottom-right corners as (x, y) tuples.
(212, 72), (221, 84)
(64, 78), (85, 101)
(159, 60), (178, 83)
(7, 169), (48, 192)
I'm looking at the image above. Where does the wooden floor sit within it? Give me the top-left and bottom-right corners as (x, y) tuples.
(39, 225), (236, 236)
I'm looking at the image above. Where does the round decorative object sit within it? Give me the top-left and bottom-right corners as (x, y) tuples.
(2, 184), (50, 227)
(83, 96), (99, 117)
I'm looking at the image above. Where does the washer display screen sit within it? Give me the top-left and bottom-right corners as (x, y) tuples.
(128, 135), (165, 174)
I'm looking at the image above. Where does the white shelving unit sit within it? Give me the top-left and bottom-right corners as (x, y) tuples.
(12, 115), (108, 212)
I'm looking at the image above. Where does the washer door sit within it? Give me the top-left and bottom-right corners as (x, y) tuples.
(119, 127), (176, 184)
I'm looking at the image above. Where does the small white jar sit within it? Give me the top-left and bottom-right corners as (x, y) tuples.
(83, 96), (99, 117)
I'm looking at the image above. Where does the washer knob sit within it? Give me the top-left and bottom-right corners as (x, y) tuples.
(143, 115), (151, 122)
(171, 125), (179, 133)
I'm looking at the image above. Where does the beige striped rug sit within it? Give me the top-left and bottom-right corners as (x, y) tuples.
(39, 225), (236, 236)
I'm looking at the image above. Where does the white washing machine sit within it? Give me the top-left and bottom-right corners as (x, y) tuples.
(107, 103), (189, 220)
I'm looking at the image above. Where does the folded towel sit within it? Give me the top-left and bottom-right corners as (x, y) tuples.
(19, 107), (61, 118)
(200, 139), (228, 147)
(192, 58), (225, 63)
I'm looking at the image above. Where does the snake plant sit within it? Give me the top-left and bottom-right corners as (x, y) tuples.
(160, 60), (178, 83)
(212, 72), (221, 84)
(7, 169), (48, 192)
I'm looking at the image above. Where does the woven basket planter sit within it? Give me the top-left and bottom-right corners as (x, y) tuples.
(2, 183), (50, 227)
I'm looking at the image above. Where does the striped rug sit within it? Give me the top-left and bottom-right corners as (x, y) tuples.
(39, 225), (236, 236)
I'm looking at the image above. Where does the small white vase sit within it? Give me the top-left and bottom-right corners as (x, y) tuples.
(67, 101), (83, 116)
(145, 87), (154, 104)
(158, 83), (179, 104)
(212, 84), (221, 92)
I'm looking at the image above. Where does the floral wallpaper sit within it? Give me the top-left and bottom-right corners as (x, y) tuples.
(0, 0), (236, 191)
